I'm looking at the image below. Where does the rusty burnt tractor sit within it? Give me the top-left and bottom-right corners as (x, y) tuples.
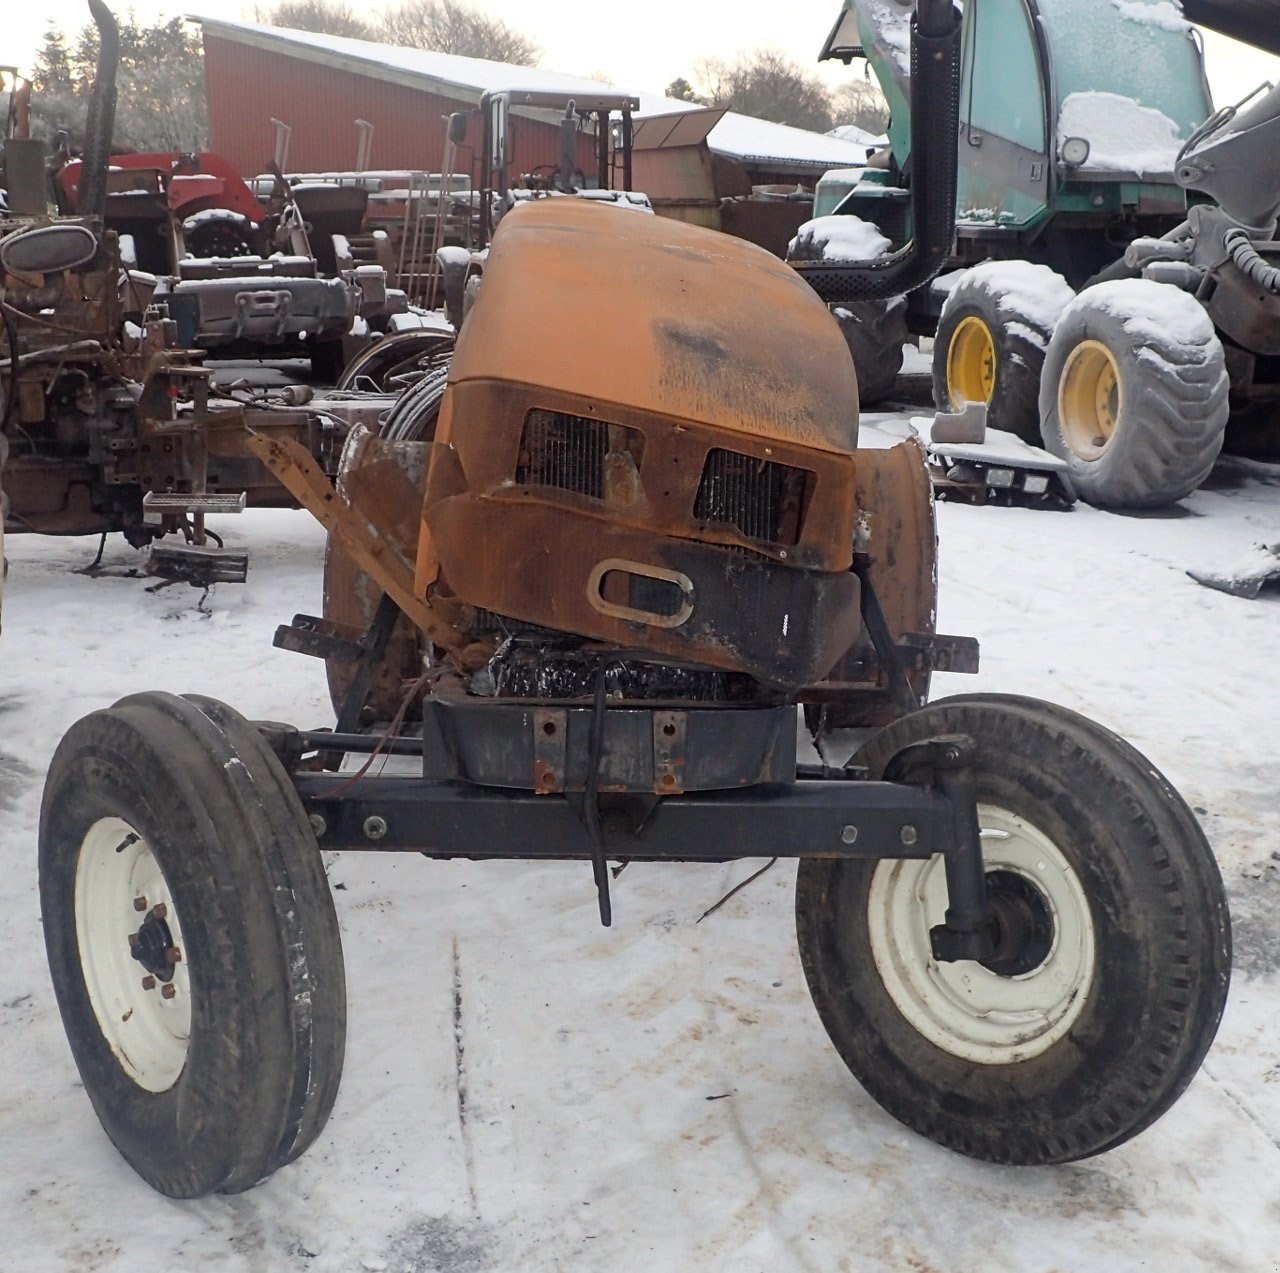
(39, 0), (1229, 1199)
(0, 1), (394, 585)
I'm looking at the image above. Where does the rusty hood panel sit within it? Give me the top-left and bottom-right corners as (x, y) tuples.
(449, 199), (858, 454)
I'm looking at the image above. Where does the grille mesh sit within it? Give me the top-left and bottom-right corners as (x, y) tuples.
(694, 448), (809, 547)
(516, 409), (644, 499)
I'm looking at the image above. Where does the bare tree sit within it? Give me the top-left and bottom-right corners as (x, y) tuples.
(378, 0), (540, 64)
(253, 1), (375, 40)
(688, 50), (834, 133)
(832, 76), (890, 136)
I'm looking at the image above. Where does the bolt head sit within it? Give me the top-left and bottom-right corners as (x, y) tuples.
(165, 947), (182, 965)
(160, 984), (176, 1000)
(840, 825), (858, 845)
(900, 825), (918, 847)
(363, 815), (388, 841)
(141, 975), (157, 991)
(133, 896), (148, 912)
(150, 902), (167, 920)
(309, 813), (327, 838)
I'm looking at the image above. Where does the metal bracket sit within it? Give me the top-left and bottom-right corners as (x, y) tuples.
(652, 710), (686, 794)
(884, 734), (996, 963)
(273, 613), (364, 663)
(532, 708), (567, 794)
(897, 633), (981, 675)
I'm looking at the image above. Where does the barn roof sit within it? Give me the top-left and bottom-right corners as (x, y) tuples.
(192, 17), (876, 172)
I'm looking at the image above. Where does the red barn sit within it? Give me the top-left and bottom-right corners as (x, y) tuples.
(198, 19), (623, 179)
(197, 18), (876, 189)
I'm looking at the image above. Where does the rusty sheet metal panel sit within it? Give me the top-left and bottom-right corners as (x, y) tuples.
(650, 202), (722, 232)
(323, 431), (431, 717)
(804, 437), (938, 726)
(720, 198), (815, 260)
(446, 199), (858, 453)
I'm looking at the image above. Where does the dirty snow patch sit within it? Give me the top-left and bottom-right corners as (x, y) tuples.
(1058, 90), (1185, 174)
(862, 0), (913, 74)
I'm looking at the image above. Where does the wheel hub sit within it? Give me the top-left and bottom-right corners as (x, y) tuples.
(1058, 339), (1121, 459)
(946, 315), (997, 407)
(979, 870), (1054, 977)
(129, 907), (178, 982)
(74, 817), (192, 1093)
(866, 803), (1096, 1065)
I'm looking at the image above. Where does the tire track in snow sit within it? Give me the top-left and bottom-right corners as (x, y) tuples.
(452, 935), (480, 1214)
(689, 862), (824, 1273)
(1201, 1060), (1280, 1154)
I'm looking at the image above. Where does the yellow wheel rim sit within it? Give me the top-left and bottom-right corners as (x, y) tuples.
(1058, 339), (1122, 460)
(946, 315), (997, 407)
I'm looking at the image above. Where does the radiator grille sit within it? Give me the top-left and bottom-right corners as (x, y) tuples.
(515, 409), (644, 500)
(694, 448), (810, 547)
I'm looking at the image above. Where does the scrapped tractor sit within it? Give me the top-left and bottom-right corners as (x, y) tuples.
(0, 2), (392, 583)
(40, 0), (1230, 1199)
(54, 149), (401, 381)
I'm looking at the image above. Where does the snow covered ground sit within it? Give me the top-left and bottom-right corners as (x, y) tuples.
(2, 416), (1279, 1271)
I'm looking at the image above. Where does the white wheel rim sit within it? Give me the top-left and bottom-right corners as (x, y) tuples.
(74, 817), (191, 1092)
(867, 804), (1095, 1065)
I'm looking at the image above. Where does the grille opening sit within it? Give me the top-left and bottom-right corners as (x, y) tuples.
(515, 409), (645, 500)
(693, 448), (812, 547)
(600, 568), (687, 620)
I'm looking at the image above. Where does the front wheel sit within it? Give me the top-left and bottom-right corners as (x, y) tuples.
(796, 694), (1230, 1165)
(40, 692), (346, 1198)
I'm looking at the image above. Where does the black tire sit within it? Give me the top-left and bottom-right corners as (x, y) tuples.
(1039, 279), (1229, 508)
(833, 298), (908, 405)
(796, 693), (1230, 1166)
(932, 261), (1073, 443)
(182, 209), (255, 259)
(40, 692), (346, 1198)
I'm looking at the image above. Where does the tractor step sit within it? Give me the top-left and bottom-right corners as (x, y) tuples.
(147, 542), (249, 586)
(142, 491), (248, 522)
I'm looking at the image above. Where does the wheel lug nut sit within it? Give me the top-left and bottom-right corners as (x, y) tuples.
(150, 902), (167, 920)
(141, 975), (157, 990)
(160, 984), (176, 1000)
(133, 897), (148, 912)
(128, 933), (140, 948)
(165, 947), (182, 965)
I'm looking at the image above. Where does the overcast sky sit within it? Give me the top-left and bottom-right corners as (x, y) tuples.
(6, 0), (1278, 107)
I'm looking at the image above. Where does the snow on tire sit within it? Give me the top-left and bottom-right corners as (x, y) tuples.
(1038, 279), (1229, 509)
(932, 261), (1074, 443)
(795, 694), (1230, 1166)
(40, 692), (346, 1198)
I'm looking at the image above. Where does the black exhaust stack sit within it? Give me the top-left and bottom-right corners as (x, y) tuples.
(791, 0), (962, 304)
(78, 0), (121, 222)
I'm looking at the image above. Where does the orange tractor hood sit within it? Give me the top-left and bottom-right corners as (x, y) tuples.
(447, 198), (859, 454)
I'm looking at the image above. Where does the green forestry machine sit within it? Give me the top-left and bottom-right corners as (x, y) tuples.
(799, 0), (1280, 509)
